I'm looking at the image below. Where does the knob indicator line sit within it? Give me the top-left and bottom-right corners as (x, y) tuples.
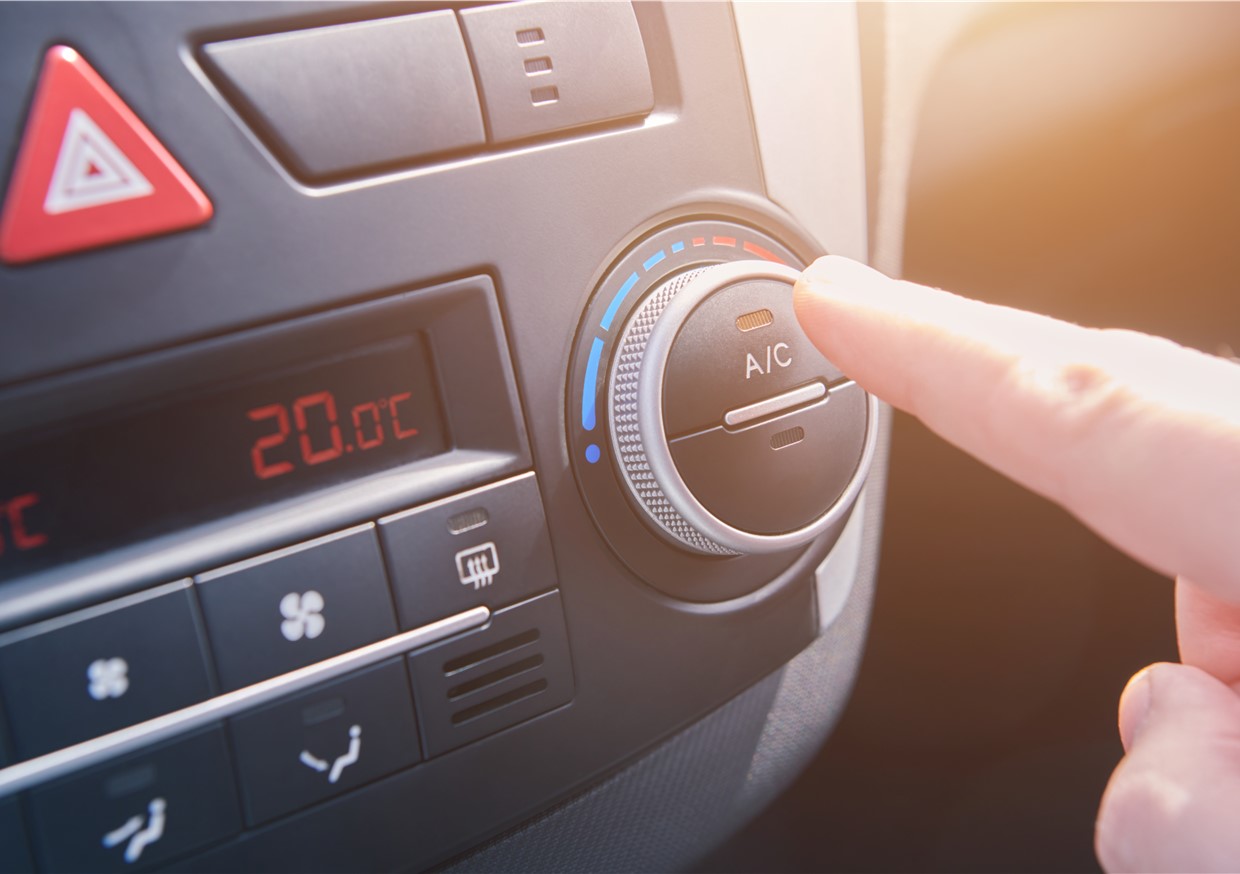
(722, 381), (828, 428)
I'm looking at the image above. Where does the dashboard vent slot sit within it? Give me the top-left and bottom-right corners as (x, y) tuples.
(451, 679), (548, 725)
(447, 654), (545, 700)
(409, 591), (574, 757)
(443, 629), (539, 675)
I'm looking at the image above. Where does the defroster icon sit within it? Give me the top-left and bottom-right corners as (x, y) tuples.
(455, 542), (500, 589)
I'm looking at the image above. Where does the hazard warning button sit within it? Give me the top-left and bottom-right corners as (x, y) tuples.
(0, 46), (212, 265)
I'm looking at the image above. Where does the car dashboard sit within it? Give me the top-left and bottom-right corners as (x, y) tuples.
(0, 4), (883, 871)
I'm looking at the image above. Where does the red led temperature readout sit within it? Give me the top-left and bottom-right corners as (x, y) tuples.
(247, 391), (421, 480)
(0, 492), (49, 556)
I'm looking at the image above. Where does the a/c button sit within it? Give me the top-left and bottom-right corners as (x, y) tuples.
(378, 473), (556, 629)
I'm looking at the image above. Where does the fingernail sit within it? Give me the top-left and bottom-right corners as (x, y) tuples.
(1118, 666), (1154, 752)
(798, 255), (888, 298)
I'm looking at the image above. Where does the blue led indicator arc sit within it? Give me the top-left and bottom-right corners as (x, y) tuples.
(585, 237), (718, 438)
(642, 249), (667, 272)
(585, 444), (601, 464)
(581, 336), (605, 431)
(600, 272), (639, 331)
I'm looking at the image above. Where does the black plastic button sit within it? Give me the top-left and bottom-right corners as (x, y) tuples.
(408, 590), (573, 758)
(460, 1), (653, 144)
(196, 525), (397, 691)
(202, 11), (485, 179)
(378, 474), (556, 629)
(669, 382), (869, 535)
(0, 582), (213, 760)
(663, 278), (845, 437)
(0, 701), (11, 767)
(0, 797), (33, 874)
(25, 727), (240, 872)
(229, 658), (420, 827)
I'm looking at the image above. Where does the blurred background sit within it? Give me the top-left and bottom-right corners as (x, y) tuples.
(700, 3), (1240, 870)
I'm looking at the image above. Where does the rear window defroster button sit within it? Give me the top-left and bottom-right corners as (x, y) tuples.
(378, 473), (556, 630)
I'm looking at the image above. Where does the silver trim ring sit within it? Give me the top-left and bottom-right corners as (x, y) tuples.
(611, 259), (880, 555)
(609, 268), (737, 554)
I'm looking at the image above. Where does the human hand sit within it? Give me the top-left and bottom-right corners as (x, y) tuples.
(794, 255), (1240, 873)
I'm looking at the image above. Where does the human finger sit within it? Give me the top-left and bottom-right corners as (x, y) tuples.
(1096, 662), (1240, 872)
(794, 255), (1240, 602)
(1176, 577), (1240, 686)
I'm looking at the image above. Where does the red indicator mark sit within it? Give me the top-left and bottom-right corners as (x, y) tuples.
(742, 241), (785, 264)
(691, 237), (706, 247)
(0, 492), (49, 557)
(712, 236), (736, 248)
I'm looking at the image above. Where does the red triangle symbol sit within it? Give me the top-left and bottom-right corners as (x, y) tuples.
(0, 46), (213, 265)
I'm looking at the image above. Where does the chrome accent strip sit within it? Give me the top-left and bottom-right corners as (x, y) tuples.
(723, 381), (828, 428)
(0, 606), (490, 797)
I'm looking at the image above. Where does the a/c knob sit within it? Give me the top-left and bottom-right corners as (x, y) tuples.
(607, 260), (877, 555)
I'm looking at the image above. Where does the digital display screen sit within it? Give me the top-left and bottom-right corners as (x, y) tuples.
(0, 335), (447, 582)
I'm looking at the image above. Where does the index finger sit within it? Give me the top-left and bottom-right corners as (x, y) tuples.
(794, 255), (1240, 601)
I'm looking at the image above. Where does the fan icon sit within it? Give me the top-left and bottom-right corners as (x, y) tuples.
(87, 657), (130, 700)
(279, 590), (326, 642)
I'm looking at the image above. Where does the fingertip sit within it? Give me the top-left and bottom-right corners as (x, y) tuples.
(1097, 663), (1240, 872)
(800, 253), (889, 286)
(1117, 665), (1155, 753)
(1116, 663), (1240, 753)
(794, 256), (895, 360)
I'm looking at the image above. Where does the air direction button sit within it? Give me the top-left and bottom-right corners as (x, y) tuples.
(0, 46), (212, 265)
(25, 727), (240, 872)
(228, 659), (419, 826)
